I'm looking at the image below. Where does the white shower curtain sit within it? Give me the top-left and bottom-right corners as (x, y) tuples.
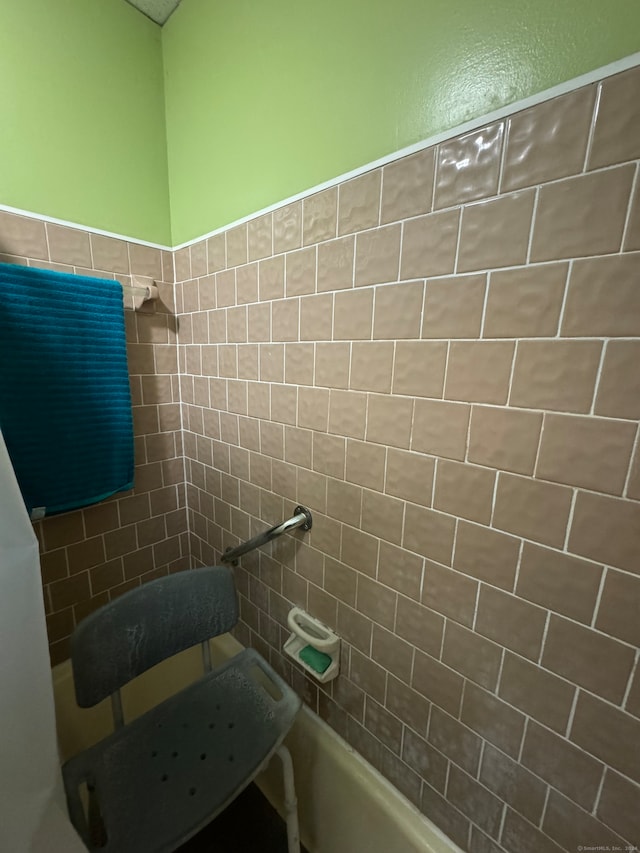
(0, 430), (85, 852)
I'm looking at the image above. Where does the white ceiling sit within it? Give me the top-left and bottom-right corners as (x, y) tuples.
(125, 0), (183, 25)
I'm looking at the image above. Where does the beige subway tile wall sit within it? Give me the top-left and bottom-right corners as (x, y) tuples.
(178, 66), (640, 853)
(1, 62), (638, 853)
(0, 214), (188, 664)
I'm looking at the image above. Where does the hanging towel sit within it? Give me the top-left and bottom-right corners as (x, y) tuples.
(0, 262), (134, 517)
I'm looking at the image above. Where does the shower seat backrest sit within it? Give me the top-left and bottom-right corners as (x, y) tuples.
(70, 566), (238, 709)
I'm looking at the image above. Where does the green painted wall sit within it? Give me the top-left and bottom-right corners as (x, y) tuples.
(0, 0), (171, 245)
(163, 0), (640, 245)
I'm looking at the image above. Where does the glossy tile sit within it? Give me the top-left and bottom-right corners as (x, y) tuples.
(542, 614), (635, 704)
(479, 744), (547, 826)
(595, 569), (640, 647)
(328, 389), (367, 439)
(589, 66), (640, 168)
(226, 223), (248, 267)
(422, 273), (486, 339)
(350, 342), (394, 393)
(385, 448), (435, 506)
(444, 341), (514, 404)
(493, 472), (573, 549)
(317, 236), (354, 292)
(568, 491), (640, 574)
(536, 413), (636, 495)
(300, 293), (332, 341)
(338, 170), (381, 235)
(258, 255), (285, 301)
(441, 621), (502, 691)
(571, 691), (640, 784)
(206, 233), (226, 272)
(366, 393), (413, 448)
(392, 341), (447, 398)
(510, 340), (602, 413)
(412, 399), (470, 460)
(468, 406), (542, 475)
(333, 288), (373, 340)
(372, 280), (424, 340)
(0, 210), (48, 259)
(91, 234), (130, 274)
(483, 262), (568, 338)
(273, 202), (302, 253)
(453, 521), (521, 590)
(516, 543), (602, 624)
(355, 224), (401, 287)
(285, 246), (316, 296)
(457, 189), (535, 273)
(595, 340), (640, 419)
(381, 147), (435, 223)
(400, 209), (460, 279)
(624, 177), (640, 251)
(303, 187), (337, 245)
(562, 252), (640, 337)
(434, 123), (504, 209)
(433, 460), (495, 524)
(47, 223), (91, 266)
(503, 86), (596, 191)
(521, 721), (604, 810)
(530, 164), (634, 261)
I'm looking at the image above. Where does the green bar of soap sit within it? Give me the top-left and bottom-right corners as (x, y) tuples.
(299, 644), (332, 674)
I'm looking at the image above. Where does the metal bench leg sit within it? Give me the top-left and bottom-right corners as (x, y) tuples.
(275, 745), (300, 853)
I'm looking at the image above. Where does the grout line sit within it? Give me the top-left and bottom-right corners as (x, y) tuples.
(497, 802), (508, 844)
(418, 558), (426, 602)
(536, 610), (552, 666)
(531, 412), (546, 480)
(430, 149), (438, 212)
(590, 566), (608, 630)
(589, 338), (608, 416)
(591, 765), (607, 817)
(538, 785), (551, 830)
(494, 647), (507, 694)
(524, 186), (540, 265)
(452, 206), (464, 274)
(470, 575), (482, 631)
(562, 489), (578, 552)
(440, 340), (452, 402)
(564, 686), (581, 739)
(511, 539), (525, 595)
(516, 716), (528, 763)
(449, 516), (460, 574)
(555, 258), (572, 338)
(496, 120), (510, 195)
(504, 339), (519, 407)
(430, 458), (438, 508)
(478, 272), (491, 339)
(583, 83), (603, 172)
(488, 469), (500, 526)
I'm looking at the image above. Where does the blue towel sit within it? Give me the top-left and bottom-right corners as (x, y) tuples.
(0, 263), (134, 517)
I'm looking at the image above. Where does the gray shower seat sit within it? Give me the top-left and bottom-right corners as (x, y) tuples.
(62, 566), (301, 853)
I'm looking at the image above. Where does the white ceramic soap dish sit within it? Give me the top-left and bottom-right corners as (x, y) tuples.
(283, 607), (340, 683)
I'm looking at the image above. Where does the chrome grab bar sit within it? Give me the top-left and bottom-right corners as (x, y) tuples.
(221, 505), (313, 566)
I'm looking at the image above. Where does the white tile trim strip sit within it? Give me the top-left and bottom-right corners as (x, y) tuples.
(2, 50), (640, 254)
